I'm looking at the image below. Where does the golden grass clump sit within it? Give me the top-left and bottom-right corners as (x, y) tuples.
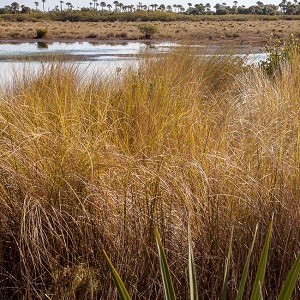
(0, 47), (300, 299)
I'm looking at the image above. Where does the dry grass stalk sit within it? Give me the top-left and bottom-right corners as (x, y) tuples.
(0, 47), (299, 298)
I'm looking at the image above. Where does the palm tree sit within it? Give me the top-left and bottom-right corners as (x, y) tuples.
(256, 1), (264, 7)
(100, 1), (106, 12)
(107, 3), (112, 10)
(279, 0), (287, 12)
(11, 1), (20, 13)
(173, 4), (177, 12)
(41, 0), (46, 11)
(177, 4), (184, 12)
(205, 2), (211, 11)
(65, 1), (72, 9)
(113, 0), (119, 10)
(166, 4), (172, 11)
(21, 5), (31, 13)
(93, 0), (98, 10)
(214, 3), (221, 9)
(187, 2), (192, 8)
(158, 4), (165, 10)
(34, 1), (39, 10)
(60, 0), (63, 10)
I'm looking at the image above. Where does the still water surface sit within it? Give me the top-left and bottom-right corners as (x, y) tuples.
(0, 41), (174, 58)
(0, 41), (179, 84)
(0, 41), (266, 85)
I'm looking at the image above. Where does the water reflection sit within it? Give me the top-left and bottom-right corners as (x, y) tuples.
(37, 42), (48, 49)
(0, 41), (266, 86)
(0, 41), (177, 61)
(93, 41), (129, 47)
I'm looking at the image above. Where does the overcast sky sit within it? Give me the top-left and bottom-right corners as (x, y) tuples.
(0, 0), (282, 10)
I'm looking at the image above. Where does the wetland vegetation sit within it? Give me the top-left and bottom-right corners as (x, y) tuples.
(1, 3), (300, 47)
(0, 37), (300, 298)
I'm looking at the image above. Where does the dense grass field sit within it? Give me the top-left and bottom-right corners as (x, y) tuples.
(0, 45), (300, 299)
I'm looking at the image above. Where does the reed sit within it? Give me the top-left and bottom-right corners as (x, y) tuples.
(0, 46), (300, 299)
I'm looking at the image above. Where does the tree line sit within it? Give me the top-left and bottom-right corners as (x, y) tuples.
(2, 0), (300, 16)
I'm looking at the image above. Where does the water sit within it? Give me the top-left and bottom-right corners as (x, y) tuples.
(0, 41), (175, 59)
(0, 41), (178, 84)
(0, 41), (267, 85)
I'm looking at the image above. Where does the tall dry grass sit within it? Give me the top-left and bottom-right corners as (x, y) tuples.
(0, 47), (299, 299)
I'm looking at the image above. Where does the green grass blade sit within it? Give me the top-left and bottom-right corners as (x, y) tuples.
(235, 224), (259, 300)
(188, 224), (198, 300)
(221, 226), (234, 300)
(155, 227), (176, 300)
(250, 216), (274, 300)
(278, 252), (300, 300)
(102, 249), (132, 300)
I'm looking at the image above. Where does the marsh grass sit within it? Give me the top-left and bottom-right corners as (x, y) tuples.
(0, 46), (300, 299)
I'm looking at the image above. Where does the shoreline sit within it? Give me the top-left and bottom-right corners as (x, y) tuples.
(0, 19), (298, 52)
(0, 38), (265, 54)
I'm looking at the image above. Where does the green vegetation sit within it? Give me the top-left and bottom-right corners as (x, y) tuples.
(2, 10), (300, 22)
(1, 45), (300, 298)
(35, 27), (48, 38)
(261, 33), (300, 76)
(137, 23), (158, 39)
(104, 221), (300, 299)
(2, 0), (300, 17)
(2, 0), (300, 22)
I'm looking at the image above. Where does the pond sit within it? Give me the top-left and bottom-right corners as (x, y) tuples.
(0, 41), (267, 85)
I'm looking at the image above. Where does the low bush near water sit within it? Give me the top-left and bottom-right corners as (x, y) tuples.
(137, 23), (158, 39)
(261, 33), (300, 75)
(36, 27), (48, 38)
(0, 46), (300, 298)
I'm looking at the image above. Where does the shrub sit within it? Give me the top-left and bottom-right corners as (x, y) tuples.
(35, 28), (48, 38)
(260, 33), (300, 75)
(106, 32), (115, 38)
(85, 33), (98, 38)
(137, 23), (158, 39)
(115, 32), (128, 38)
(16, 15), (29, 22)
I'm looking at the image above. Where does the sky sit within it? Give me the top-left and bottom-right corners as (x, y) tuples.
(0, 0), (282, 11)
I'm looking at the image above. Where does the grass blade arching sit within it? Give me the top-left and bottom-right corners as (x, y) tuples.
(235, 224), (258, 300)
(155, 227), (176, 300)
(188, 224), (198, 300)
(278, 252), (300, 300)
(250, 216), (274, 300)
(103, 249), (132, 300)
